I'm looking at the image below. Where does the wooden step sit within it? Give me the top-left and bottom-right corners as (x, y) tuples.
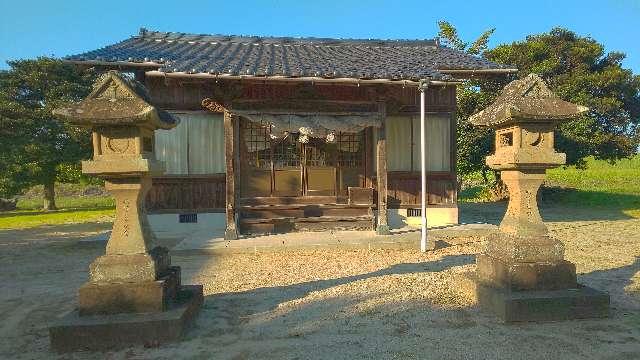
(240, 205), (371, 219)
(240, 196), (349, 206)
(241, 215), (372, 224)
(239, 215), (375, 234)
(239, 203), (371, 210)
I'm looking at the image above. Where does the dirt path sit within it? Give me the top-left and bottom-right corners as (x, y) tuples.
(0, 210), (638, 359)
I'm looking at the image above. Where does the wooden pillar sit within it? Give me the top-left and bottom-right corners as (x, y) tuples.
(224, 110), (239, 240)
(376, 102), (390, 235)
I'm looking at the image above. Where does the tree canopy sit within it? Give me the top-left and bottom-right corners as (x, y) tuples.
(441, 24), (640, 178)
(437, 21), (504, 178)
(437, 20), (495, 56)
(486, 28), (640, 164)
(0, 58), (96, 208)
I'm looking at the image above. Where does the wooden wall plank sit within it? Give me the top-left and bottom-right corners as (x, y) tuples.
(146, 79), (456, 113)
(145, 175), (226, 212)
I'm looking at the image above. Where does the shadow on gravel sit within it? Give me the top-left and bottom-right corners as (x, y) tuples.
(580, 257), (640, 305)
(0, 205), (114, 218)
(0, 222), (112, 245)
(200, 254), (474, 322)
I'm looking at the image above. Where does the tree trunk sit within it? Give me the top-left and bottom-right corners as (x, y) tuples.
(490, 170), (509, 201)
(43, 181), (57, 211)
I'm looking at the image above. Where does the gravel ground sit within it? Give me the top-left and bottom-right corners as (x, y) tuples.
(0, 207), (639, 360)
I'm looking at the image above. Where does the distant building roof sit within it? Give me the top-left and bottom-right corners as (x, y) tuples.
(65, 28), (515, 82)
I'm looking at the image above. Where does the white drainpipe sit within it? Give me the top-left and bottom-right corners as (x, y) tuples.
(419, 79), (429, 252)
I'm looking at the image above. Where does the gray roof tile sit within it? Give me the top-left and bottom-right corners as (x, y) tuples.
(67, 29), (512, 81)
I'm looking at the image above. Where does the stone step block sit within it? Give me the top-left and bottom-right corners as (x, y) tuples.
(79, 266), (181, 316)
(50, 285), (203, 352)
(476, 254), (577, 291)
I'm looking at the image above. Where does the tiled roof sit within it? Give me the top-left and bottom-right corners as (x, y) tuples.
(66, 28), (513, 81)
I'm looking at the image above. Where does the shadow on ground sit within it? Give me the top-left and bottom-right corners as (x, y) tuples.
(0, 205), (114, 218)
(581, 257), (640, 304)
(0, 221), (112, 245)
(1, 226), (640, 359)
(172, 252), (640, 359)
(201, 253), (474, 315)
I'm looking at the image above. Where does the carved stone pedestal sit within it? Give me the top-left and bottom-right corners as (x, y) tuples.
(472, 177), (609, 322)
(50, 173), (204, 352)
(467, 74), (609, 323)
(477, 239), (576, 291)
(496, 170), (547, 237)
(50, 285), (203, 352)
(50, 71), (202, 352)
(79, 250), (178, 316)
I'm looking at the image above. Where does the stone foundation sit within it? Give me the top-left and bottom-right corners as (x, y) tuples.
(472, 279), (609, 323)
(476, 254), (577, 291)
(79, 266), (181, 316)
(387, 205), (459, 229)
(50, 285), (203, 352)
(473, 232), (609, 321)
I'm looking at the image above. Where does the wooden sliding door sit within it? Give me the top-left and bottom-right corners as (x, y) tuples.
(240, 117), (366, 199)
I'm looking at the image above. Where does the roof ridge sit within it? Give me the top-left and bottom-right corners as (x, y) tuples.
(65, 28), (515, 81)
(136, 27), (440, 47)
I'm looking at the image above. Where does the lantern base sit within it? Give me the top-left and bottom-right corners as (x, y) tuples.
(472, 279), (609, 323)
(49, 285), (203, 352)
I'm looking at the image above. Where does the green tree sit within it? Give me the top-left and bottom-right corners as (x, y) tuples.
(437, 21), (505, 182)
(486, 28), (640, 165)
(437, 20), (495, 55)
(0, 58), (96, 210)
(439, 23), (640, 183)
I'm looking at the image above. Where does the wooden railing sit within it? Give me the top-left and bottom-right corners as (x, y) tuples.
(383, 172), (457, 207)
(145, 175), (226, 213)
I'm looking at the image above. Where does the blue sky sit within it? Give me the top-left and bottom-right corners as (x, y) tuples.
(1, 0), (639, 73)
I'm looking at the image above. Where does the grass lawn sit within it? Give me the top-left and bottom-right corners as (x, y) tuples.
(546, 156), (640, 194)
(460, 155), (640, 218)
(546, 156), (640, 217)
(0, 196), (114, 229)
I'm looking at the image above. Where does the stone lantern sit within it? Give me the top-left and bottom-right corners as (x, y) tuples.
(49, 71), (202, 351)
(468, 74), (609, 322)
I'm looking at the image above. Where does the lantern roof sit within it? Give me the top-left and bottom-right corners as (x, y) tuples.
(469, 73), (589, 127)
(53, 71), (178, 129)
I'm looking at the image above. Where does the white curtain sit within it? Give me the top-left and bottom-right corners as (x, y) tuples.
(386, 116), (413, 171)
(188, 113), (225, 174)
(154, 112), (225, 175)
(155, 118), (188, 175)
(414, 114), (451, 172)
(384, 115), (451, 172)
